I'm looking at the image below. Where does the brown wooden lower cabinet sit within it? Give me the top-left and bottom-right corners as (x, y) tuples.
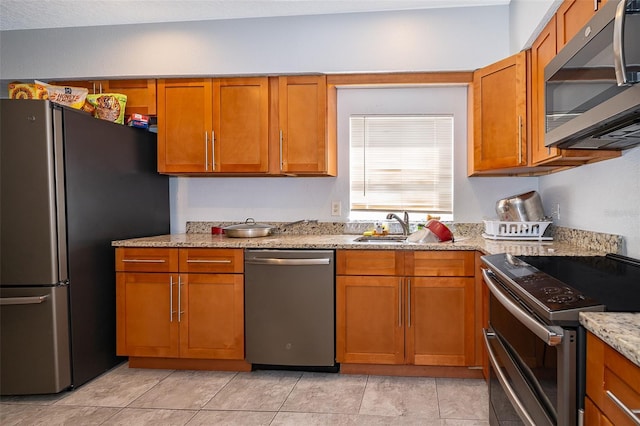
(585, 332), (640, 426)
(115, 247), (245, 362)
(336, 250), (476, 369)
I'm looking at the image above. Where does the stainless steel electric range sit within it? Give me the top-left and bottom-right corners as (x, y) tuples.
(481, 253), (640, 426)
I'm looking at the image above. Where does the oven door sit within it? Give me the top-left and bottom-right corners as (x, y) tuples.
(482, 269), (578, 426)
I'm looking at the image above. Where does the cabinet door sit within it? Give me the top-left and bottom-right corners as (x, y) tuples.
(278, 75), (334, 175)
(179, 273), (244, 359)
(103, 79), (157, 116)
(116, 272), (179, 357)
(556, 0), (605, 49)
(531, 16), (560, 165)
(585, 397), (614, 426)
(530, 7), (619, 167)
(336, 275), (404, 364)
(407, 277), (475, 366)
(471, 51), (528, 172)
(213, 78), (269, 173)
(157, 79), (213, 173)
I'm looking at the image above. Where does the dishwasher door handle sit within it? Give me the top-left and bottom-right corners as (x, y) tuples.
(245, 258), (331, 266)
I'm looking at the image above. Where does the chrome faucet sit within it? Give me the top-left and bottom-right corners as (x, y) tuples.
(386, 211), (410, 236)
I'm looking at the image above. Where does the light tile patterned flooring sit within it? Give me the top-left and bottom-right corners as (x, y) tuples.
(1, 362), (489, 425)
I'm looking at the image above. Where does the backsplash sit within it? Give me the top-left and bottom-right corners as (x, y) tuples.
(185, 221), (623, 254)
(552, 226), (623, 254)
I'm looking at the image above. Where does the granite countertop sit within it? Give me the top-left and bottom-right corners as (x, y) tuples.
(111, 233), (608, 256)
(580, 312), (640, 367)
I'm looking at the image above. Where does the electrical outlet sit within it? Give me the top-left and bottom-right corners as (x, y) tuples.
(552, 203), (561, 220)
(331, 201), (341, 216)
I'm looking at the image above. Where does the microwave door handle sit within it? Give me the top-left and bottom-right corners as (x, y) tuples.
(482, 269), (564, 346)
(613, 0), (629, 86)
(484, 330), (538, 426)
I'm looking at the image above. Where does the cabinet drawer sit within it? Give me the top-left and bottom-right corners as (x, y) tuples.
(179, 248), (243, 274)
(336, 250), (404, 276)
(408, 251), (475, 277)
(116, 248), (178, 272)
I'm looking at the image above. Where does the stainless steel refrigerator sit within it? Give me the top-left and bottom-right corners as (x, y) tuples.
(0, 99), (170, 395)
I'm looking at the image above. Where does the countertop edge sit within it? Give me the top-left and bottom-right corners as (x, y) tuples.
(111, 233), (606, 257)
(580, 312), (640, 367)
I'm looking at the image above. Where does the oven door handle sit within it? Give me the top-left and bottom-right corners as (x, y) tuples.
(482, 268), (564, 346)
(484, 329), (537, 426)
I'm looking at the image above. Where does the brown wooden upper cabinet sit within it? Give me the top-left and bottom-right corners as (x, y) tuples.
(51, 79), (157, 117)
(157, 78), (269, 174)
(530, 0), (618, 167)
(157, 75), (335, 176)
(470, 0), (618, 176)
(276, 75), (336, 176)
(469, 51), (533, 175)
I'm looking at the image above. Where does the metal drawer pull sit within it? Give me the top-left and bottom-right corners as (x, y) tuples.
(170, 276), (174, 322)
(178, 275), (183, 322)
(483, 329), (537, 426)
(186, 259), (231, 264)
(407, 278), (412, 327)
(606, 390), (640, 424)
(245, 258), (331, 266)
(279, 130), (284, 170)
(482, 268), (563, 346)
(398, 279), (402, 327)
(205, 132), (209, 171)
(122, 259), (166, 263)
(0, 295), (49, 305)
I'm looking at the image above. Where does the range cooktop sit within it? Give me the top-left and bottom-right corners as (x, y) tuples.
(482, 253), (640, 324)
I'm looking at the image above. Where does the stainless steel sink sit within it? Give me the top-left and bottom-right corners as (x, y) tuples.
(353, 235), (407, 243)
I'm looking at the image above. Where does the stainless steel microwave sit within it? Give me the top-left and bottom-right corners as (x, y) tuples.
(545, 0), (640, 150)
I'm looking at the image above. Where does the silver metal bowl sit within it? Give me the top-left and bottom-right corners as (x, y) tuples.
(496, 191), (546, 222)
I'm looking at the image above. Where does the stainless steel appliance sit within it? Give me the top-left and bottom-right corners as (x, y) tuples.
(481, 253), (640, 425)
(244, 249), (336, 369)
(544, 0), (640, 150)
(0, 99), (170, 395)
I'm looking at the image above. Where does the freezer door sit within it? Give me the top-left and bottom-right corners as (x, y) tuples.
(0, 100), (66, 286)
(0, 286), (71, 395)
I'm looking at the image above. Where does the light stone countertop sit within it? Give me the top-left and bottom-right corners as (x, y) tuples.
(111, 233), (608, 256)
(580, 312), (640, 367)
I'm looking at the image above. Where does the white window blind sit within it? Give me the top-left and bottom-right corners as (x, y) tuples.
(350, 115), (453, 213)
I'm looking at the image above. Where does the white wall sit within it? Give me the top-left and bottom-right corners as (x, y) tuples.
(539, 148), (640, 258)
(508, 0), (561, 52)
(0, 6), (508, 80)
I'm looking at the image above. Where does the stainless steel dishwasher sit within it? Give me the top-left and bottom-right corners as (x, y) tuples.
(244, 249), (335, 368)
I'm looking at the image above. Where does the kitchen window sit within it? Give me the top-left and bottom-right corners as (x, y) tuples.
(349, 114), (453, 216)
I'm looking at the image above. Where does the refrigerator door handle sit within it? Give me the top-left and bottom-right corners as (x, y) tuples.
(1, 294), (50, 306)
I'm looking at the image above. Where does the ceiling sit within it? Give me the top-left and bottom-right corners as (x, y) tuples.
(0, 0), (510, 31)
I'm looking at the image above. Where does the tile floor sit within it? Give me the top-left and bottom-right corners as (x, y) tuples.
(1, 362), (489, 425)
